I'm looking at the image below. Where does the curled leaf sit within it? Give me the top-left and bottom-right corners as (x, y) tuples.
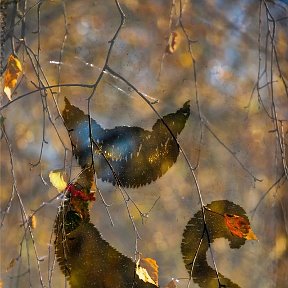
(136, 258), (158, 286)
(3, 54), (22, 101)
(49, 170), (68, 192)
(224, 213), (257, 240)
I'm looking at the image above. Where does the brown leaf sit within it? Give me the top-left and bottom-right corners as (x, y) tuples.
(3, 54), (22, 101)
(136, 257), (158, 286)
(224, 213), (257, 240)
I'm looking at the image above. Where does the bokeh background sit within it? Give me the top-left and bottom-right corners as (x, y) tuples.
(0, 0), (287, 287)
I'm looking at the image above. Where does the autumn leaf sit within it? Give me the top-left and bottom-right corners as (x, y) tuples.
(136, 257), (158, 286)
(66, 183), (96, 219)
(166, 31), (181, 54)
(29, 214), (37, 229)
(224, 213), (257, 240)
(49, 170), (68, 191)
(3, 54), (23, 101)
(67, 183), (96, 202)
(139, 257), (159, 286)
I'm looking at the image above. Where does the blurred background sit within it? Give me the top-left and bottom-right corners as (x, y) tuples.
(0, 0), (287, 287)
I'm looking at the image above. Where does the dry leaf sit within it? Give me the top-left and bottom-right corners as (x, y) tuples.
(224, 213), (257, 240)
(136, 257), (158, 286)
(139, 257), (158, 286)
(49, 170), (68, 191)
(166, 31), (181, 54)
(3, 54), (22, 101)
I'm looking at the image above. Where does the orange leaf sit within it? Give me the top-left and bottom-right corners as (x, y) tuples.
(136, 257), (158, 286)
(3, 54), (22, 101)
(224, 213), (257, 240)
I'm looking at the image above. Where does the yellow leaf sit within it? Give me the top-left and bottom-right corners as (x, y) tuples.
(139, 257), (159, 286)
(49, 170), (68, 191)
(29, 214), (37, 229)
(246, 228), (258, 241)
(3, 54), (22, 101)
(136, 258), (158, 286)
